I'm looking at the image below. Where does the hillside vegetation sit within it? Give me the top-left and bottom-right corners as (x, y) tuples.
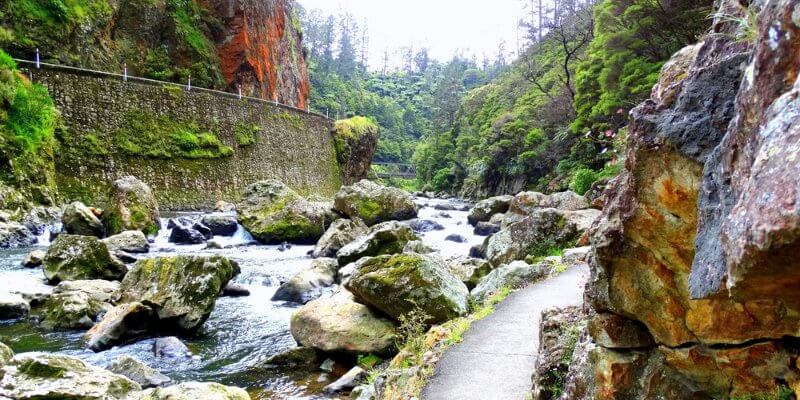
(413, 0), (713, 197)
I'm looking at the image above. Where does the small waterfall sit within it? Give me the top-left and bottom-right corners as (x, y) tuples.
(35, 222), (62, 246)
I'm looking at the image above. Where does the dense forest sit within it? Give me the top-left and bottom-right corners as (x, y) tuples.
(302, 0), (713, 197)
(297, 5), (509, 165)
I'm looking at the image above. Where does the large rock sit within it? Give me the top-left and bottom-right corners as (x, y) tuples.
(588, 313), (654, 350)
(168, 218), (211, 245)
(0, 352), (141, 399)
(0, 221), (36, 248)
(116, 255), (239, 332)
(103, 231), (150, 254)
(137, 382), (250, 400)
(0, 342), (13, 365)
(333, 180), (418, 226)
(332, 117), (379, 185)
(470, 261), (551, 302)
(41, 280), (119, 330)
(323, 366), (367, 393)
(22, 250), (45, 268)
(503, 191), (590, 227)
(486, 208), (599, 266)
(290, 290), (396, 354)
(84, 302), (156, 352)
(62, 201), (105, 238)
(336, 221), (418, 266)
(237, 180), (335, 244)
(0, 292), (30, 320)
(467, 195), (513, 225)
(272, 258), (338, 304)
(104, 176), (161, 237)
(43, 235), (128, 284)
(106, 355), (171, 388)
(345, 253), (469, 324)
(531, 306), (584, 400)
(311, 218), (368, 258)
(446, 257), (493, 290)
(152, 337), (192, 359)
(198, 215), (238, 236)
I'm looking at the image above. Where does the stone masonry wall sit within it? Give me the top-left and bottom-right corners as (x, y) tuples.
(20, 61), (340, 210)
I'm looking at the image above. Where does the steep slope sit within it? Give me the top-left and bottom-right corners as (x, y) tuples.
(0, 0), (308, 107)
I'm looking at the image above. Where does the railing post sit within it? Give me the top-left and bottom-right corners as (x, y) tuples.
(187, 75), (192, 91)
(123, 63), (128, 82)
(35, 48), (40, 69)
(238, 84), (242, 99)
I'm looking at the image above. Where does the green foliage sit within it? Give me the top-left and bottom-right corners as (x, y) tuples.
(570, 167), (598, 195)
(234, 123), (259, 147)
(2, 0), (111, 47)
(729, 386), (795, 400)
(0, 49), (59, 207)
(356, 354), (382, 370)
(115, 112), (232, 159)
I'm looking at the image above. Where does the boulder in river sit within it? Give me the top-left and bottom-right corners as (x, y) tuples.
(153, 337), (191, 358)
(138, 382), (250, 400)
(0, 342), (12, 364)
(62, 201), (105, 238)
(336, 221), (418, 266)
(0, 292), (30, 320)
(312, 218), (368, 258)
(0, 221), (35, 248)
(106, 355), (171, 388)
(406, 219), (445, 233)
(345, 253), (470, 324)
(485, 208), (599, 266)
(103, 230), (150, 254)
(84, 302), (156, 351)
(333, 180), (418, 226)
(116, 255), (239, 332)
(263, 347), (320, 370)
(272, 258), (338, 304)
(323, 366), (367, 393)
(0, 352), (141, 399)
(403, 240), (436, 255)
(290, 290), (396, 355)
(200, 215), (239, 236)
(237, 180), (336, 244)
(444, 234), (468, 243)
(104, 176), (161, 237)
(503, 191), (590, 227)
(41, 280), (119, 330)
(22, 250), (45, 268)
(467, 195), (513, 226)
(43, 234), (128, 284)
(471, 261), (552, 303)
(168, 218), (211, 245)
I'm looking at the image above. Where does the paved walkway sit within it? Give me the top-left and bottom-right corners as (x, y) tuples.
(422, 264), (589, 400)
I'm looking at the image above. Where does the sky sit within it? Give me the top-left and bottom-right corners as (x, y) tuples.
(297, 0), (526, 70)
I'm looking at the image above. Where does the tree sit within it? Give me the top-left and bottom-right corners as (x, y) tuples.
(414, 48), (430, 73)
(336, 13), (358, 80)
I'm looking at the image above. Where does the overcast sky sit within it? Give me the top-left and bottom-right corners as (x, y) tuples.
(297, 0), (525, 70)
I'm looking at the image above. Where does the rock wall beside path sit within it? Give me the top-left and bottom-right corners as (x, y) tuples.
(569, 0), (800, 398)
(23, 63), (342, 210)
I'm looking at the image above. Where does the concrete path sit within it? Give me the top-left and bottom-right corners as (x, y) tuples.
(422, 264), (589, 400)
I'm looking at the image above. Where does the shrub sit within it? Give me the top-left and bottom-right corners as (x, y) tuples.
(570, 168), (598, 195)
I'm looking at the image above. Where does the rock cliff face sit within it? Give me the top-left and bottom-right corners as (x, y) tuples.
(570, 0), (800, 398)
(0, 0), (308, 107)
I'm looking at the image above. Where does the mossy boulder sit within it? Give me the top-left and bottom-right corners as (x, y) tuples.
(336, 221), (419, 266)
(272, 258), (338, 304)
(447, 257), (495, 290)
(290, 290), (397, 355)
(332, 117), (379, 185)
(104, 176), (161, 237)
(0, 342), (13, 365)
(467, 195), (514, 226)
(0, 352), (141, 399)
(333, 180), (418, 226)
(312, 218), (369, 258)
(43, 235), (128, 284)
(237, 180), (336, 244)
(102, 230), (150, 254)
(116, 255), (239, 331)
(106, 355), (171, 389)
(470, 261), (552, 303)
(345, 253), (470, 324)
(138, 382), (250, 400)
(41, 280), (119, 330)
(62, 201), (105, 237)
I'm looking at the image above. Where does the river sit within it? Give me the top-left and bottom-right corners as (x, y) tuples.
(0, 197), (481, 399)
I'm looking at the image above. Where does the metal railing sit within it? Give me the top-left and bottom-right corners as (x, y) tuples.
(13, 57), (333, 121)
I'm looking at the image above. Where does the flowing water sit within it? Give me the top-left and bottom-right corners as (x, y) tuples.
(0, 197), (479, 399)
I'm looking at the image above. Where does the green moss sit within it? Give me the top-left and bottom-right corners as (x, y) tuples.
(115, 111), (232, 159)
(234, 122), (259, 147)
(18, 358), (66, 379)
(353, 198), (382, 224)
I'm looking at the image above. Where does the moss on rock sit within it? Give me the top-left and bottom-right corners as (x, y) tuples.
(103, 176), (161, 236)
(43, 234), (127, 284)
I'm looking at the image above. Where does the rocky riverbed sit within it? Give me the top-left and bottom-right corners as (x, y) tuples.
(0, 182), (486, 399)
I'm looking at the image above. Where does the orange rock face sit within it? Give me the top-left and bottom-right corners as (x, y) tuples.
(208, 0), (309, 108)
